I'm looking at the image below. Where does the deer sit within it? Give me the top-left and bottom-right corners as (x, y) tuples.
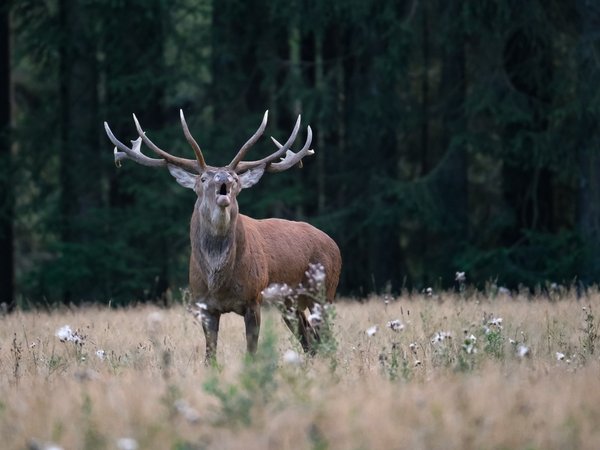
(104, 110), (342, 362)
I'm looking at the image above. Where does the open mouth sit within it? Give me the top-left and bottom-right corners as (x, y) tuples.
(216, 183), (231, 207)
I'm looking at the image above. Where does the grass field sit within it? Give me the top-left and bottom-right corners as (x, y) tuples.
(2, 289), (600, 449)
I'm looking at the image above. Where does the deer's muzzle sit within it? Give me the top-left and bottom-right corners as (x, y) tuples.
(215, 172), (233, 207)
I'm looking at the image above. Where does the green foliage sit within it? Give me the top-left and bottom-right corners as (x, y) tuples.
(484, 330), (505, 360)
(382, 343), (412, 382)
(203, 320), (279, 427)
(314, 304), (338, 365)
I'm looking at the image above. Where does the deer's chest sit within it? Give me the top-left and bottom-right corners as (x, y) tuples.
(202, 293), (246, 315)
(190, 229), (267, 315)
(192, 264), (257, 315)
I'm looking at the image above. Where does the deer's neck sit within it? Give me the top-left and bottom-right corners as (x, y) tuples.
(191, 203), (243, 291)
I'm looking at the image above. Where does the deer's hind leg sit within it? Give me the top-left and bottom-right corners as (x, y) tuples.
(282, 309), (320, 355)
(244, 305), (261, 354)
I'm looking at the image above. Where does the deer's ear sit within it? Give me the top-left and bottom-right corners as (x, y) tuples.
(167, 164), (196, 189)
(239, 165), (266, 189)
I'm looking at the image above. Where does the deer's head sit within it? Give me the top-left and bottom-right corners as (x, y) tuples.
(104, 111), (313, 233)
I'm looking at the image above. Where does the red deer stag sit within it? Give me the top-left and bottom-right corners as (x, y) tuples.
(104, 111), (341, 361)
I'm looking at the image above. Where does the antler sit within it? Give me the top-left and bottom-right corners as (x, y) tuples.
(105, 122), (167, 168)
(233, 114), (312, 173)
(266, 125), (314, 172)
(106, 110), (314, 175)
(104, 113), (207, 173)
(133, 114), (203, 173)
(228, 110), (270, 170)
(179, 110), (207, 171)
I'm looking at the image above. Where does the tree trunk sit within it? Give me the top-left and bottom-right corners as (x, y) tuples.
(0, 5), (14, 311)
(438, 45), (468, 234)
(501, 26), (554, 246)
(58, 0), (100, 303)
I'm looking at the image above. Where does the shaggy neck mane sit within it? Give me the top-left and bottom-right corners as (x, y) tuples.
(192, 208), (243, 292)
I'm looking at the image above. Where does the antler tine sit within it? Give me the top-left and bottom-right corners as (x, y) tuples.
(180, 109), (207, 171)
(267, 125), (314, 173)
(233, 114), (302, 173)
(228, 110), (269, 170)
(104, 122), (166, 167)
(133, 114), (200, 173)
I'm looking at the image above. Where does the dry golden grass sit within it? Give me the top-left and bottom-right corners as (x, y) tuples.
(2, 290), (600, 449)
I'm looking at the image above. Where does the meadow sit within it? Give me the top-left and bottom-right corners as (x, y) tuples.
(2, 288), (600, 450)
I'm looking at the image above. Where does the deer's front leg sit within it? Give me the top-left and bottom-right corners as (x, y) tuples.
(202, 310), (221, 363)
(244, 305), (261, 354)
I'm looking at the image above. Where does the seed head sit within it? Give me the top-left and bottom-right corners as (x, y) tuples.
(387, 320), (405, 332)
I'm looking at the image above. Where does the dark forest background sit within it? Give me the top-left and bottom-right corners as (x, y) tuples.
(2, 0), (600, 308)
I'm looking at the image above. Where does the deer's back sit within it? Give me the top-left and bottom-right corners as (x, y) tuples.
(242, 216), (341, 301)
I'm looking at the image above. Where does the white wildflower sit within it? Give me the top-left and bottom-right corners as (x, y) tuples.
(414, 360), (422, 367)
(174, 399), (201, 424)
(306, 263), (326, 284)
(556, 352), (565, 361)
(117, 437), (139, 450)
(95, 350), (106, 360)
(488, 317), (503, 329)
(190, 302), (208, 321)
(55, 325), (84, 345)
(509, 338), (517, 345)
(462, 334), (477, 354)
(431, 331), (452, 344)
(387, 320), (404, 332)
(56, 325), (73, 342)
(366, 325), (378, 337)
(261, 283), (294, 301)
(307, 304), (323, 327)
(455, 271), (466, 282)
(283, 349), (303, 365)
(517, 345), (530, 358)
(409, 342), (418, 353)
(425, 287), (433, 296)
(498, 286), (511, 296)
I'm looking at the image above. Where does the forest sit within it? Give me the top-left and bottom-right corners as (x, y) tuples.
(1, 0), (600, 308)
